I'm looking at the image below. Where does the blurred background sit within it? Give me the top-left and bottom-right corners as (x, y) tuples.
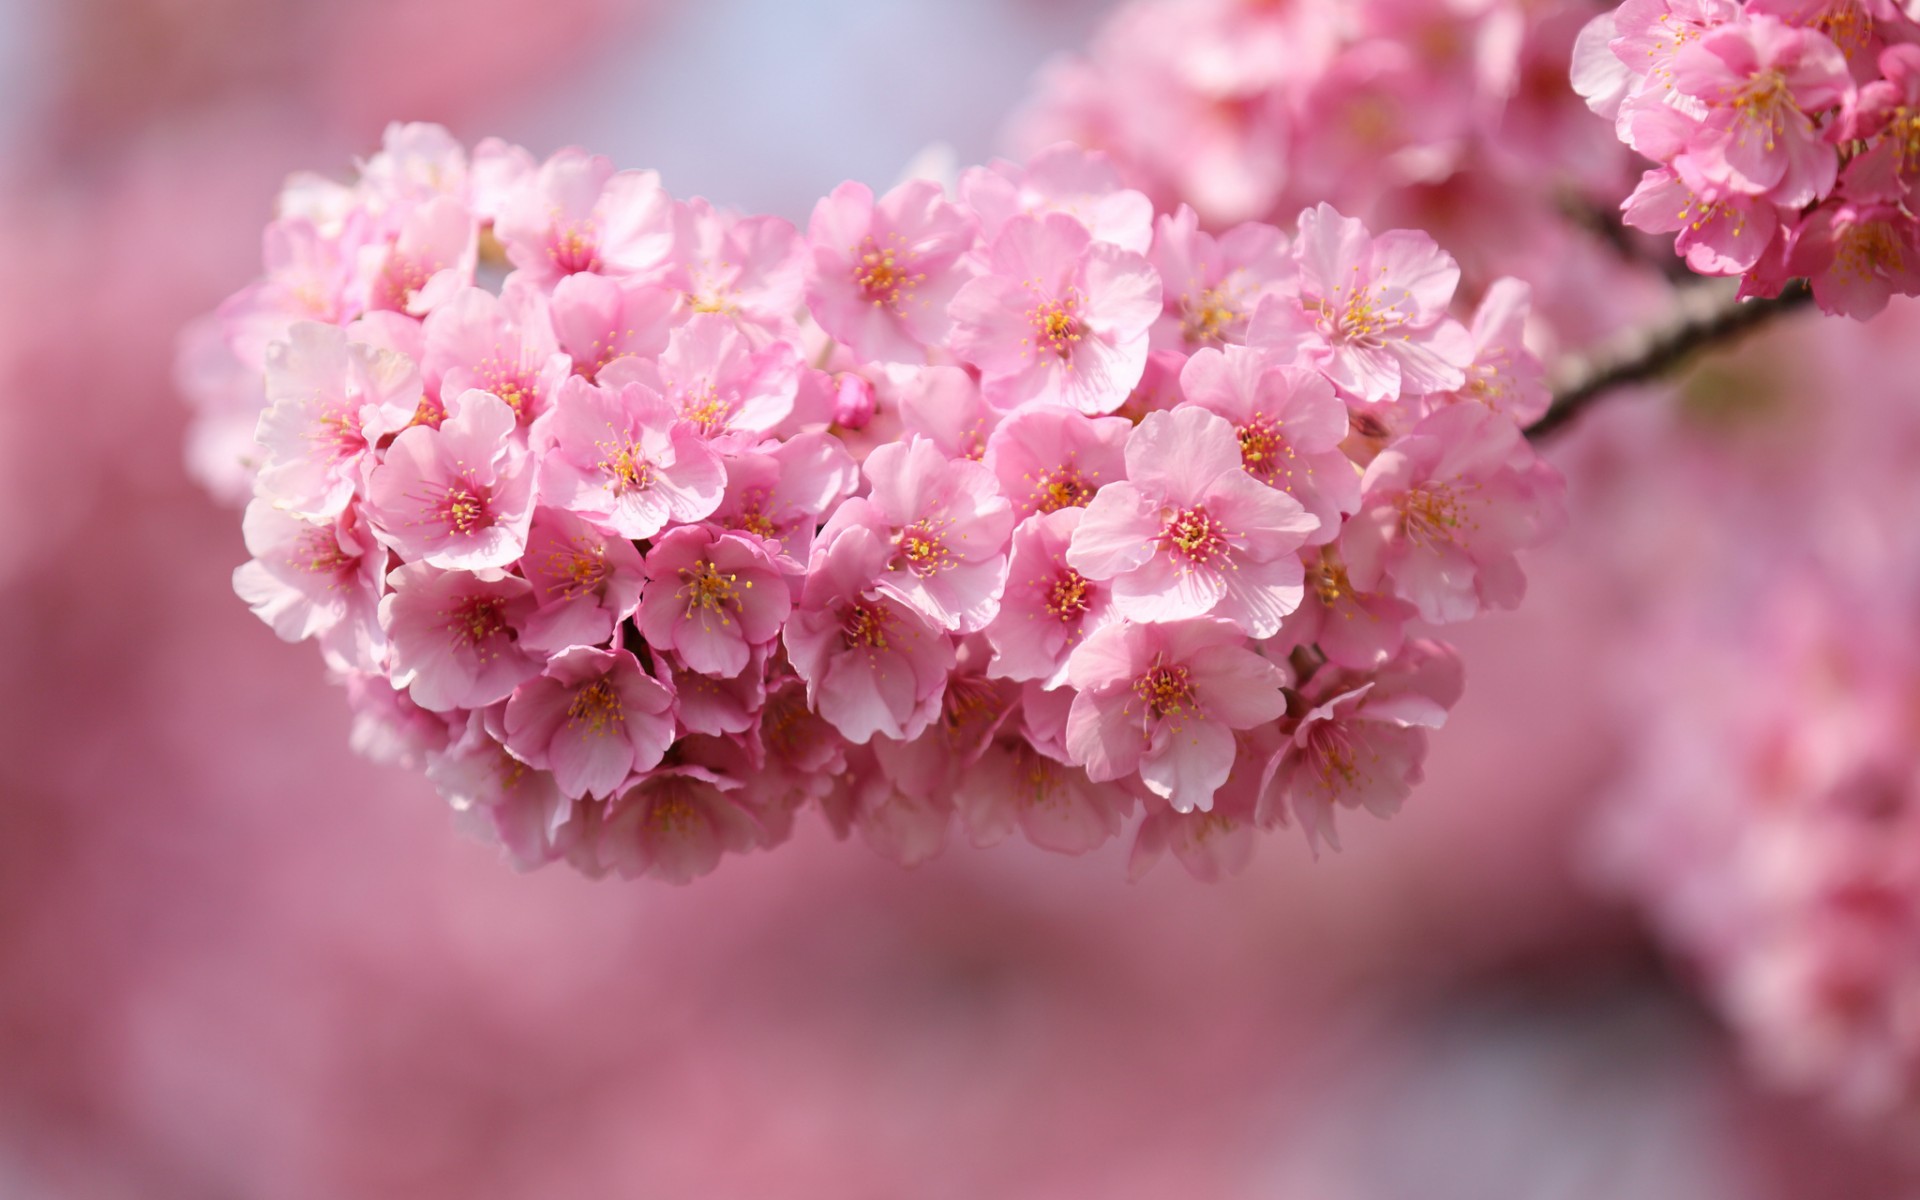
(1, 0), (1917, 1196)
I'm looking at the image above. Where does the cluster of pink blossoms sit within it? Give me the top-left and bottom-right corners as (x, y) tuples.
(1579, 0), (1920, 316)
(183, 123), (1563, 884)
(1012, 0), (1656, 344)
(1598, 570), (1920, 1122)
(1581, 303), (1920, 1126)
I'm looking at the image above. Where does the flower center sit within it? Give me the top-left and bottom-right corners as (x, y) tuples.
(841, 598), (892, 650)
(1306, 722), (1366, 797)
(310, 403), (367, 461)
(1044, 568), (1093, 622)
(427, 479), (494, 537)
(1160, 505), (1231, 567)
(1134, 661), (1197, 722)
(379, 255), (434, 312)
(1815, 1), (1871, 56)
(446, 594), (509, 650)
(543, 541), (608, 600)
(408, 394), (446, 430)
(679, 559), (743, 621)
(1235, 415), (1294, 484)
(549, 221), (602, 275)
(895, 521), (952, 576)
(854, 235), (924, 312)
(733, 489), (780, 540)
(1835, 217), (1904, 283)
(598, 439), (654, 494)
(1733, 71), (1792, 150)
(1893, 108), (1920, 176)
(645, 790), (699, 835)
(1319, 276), (1402, 346)
(1180, 285), (1241, 347)
(1028, 294), (1085, 358)
(1310, 553), (1353, 607)
(681, 384), (733, 436)
(290, 528), (356, 577)
(477, 359), (538, 423)
(1032, 465), (1096, 513)
(566, 677), (626, 736)
(1400, 482), (1469, 546)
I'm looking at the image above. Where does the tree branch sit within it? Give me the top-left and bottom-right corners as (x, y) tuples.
(1526, 279), (1815, 442)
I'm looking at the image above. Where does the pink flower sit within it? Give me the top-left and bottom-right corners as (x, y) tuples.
(960, 143), (1156, 254)
(869, 661), (1019, 805)
(362, 194), (475, 317)
(502, 645), (675, 800)
(981, 405), (1131, 521)
(662, 199), (807, 345)
(341, 671), (454, 769)
(1621, 167), (1784, 276)
(1444, 278), (1553, 426)
(1128, 741), (1272, 882)
(493, 147), (674, 285)
(955, 729), (1132, 855)
(823, 435), (1015, 633)
(1285, 545), (1419, 672)
(1261, 640), (1465, 855)
(637, 525), (792, 678)
(784, 524), (955, 745)
(606, 313), (800, 445)
(1177, 344), (1358, 541)
(1068, 407), (1318, 639)
(984, 508), (1117, 689)
(426, 717), (572, 871)
(218, 214), (367, 369)
(530, 375), (724, 540)
(818, 745), (957, 867)
(1249, 204), (1475, 404)
(1340, 403), (1566, 625)
(547, 272), (676, 382)
(891, 365), (996, 462)
(708, 430), (859, 567)
(1608, 0), (1743, 100)
(380, 563), (542, 712)
(661, 648), (768, 738)
(355, 121), (475, 216)
(254, 321), (420, 520)
(586, 766), (765, 884)
(805, 179), (976, 365)
(1063, 617), (1289, 813)
(948, 212), (1160, 414)
(1837, 44), (1920, 200)
(514, 507), (645, 656)
(233, 499), (386, 671)
(1786, 198), (1920, 317)
(420, 283), (571, 427)
(1147, 204), (1291, 352)
(1670, 16), (1852, 207)
(365, 389), (536, 571)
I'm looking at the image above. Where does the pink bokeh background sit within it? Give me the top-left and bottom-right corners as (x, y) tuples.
(0, 0), (1914, 1194)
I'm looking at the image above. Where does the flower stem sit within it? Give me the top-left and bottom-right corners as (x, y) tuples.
(1525, 279), (1815, 442)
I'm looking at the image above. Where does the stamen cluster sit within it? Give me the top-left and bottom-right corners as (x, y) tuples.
(185, 123), (1563, 884)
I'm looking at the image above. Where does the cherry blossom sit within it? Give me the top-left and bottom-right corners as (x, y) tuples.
(1068, 406), (1318, 638)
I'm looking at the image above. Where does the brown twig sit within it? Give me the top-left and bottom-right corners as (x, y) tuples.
(1525, 279), (1816, 442)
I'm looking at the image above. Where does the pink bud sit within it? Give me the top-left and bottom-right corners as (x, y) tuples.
(832, 373), (876, 429)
